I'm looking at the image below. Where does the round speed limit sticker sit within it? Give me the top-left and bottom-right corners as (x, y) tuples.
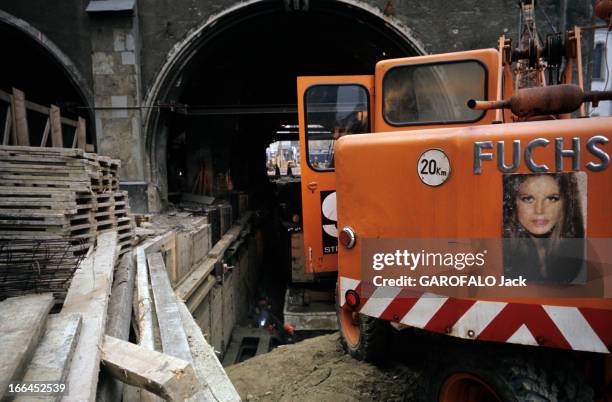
(417, 149), (451, 186)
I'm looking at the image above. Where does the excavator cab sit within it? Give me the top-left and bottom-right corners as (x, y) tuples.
(296, 49), (500, 277)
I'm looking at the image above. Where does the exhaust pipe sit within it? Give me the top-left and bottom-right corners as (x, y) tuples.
(468, 85), (612, 117)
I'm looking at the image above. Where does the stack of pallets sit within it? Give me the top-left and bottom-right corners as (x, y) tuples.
(114, 191), (136, 256)
(0, 147), (97, 254)
(0, 146), (136, 301)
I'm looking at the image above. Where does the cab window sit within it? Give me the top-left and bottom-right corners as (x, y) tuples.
(304, 84), (370, 171)
(383, 60), (486, 126)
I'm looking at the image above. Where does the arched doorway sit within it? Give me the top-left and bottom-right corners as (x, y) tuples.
(0, 10), (93, 145)
(144, 0), (424, 210)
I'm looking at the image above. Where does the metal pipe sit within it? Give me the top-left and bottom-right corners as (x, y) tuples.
(467, 85), (612, 117)
(467, 99), (511, 110)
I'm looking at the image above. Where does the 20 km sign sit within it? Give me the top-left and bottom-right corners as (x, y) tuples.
(417, 149), (451, 186)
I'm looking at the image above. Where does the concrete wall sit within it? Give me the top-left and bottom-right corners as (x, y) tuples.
(170, 213), (261, 357)
(191, 234), (260, 357)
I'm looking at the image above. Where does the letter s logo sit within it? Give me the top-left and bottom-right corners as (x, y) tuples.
(321, 191), (337, 238)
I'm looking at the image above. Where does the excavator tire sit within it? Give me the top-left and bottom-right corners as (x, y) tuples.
(336, 287), (389, 362)
(426, 345), (594, 402)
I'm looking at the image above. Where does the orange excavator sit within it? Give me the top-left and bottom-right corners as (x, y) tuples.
(292, 0), (612, 400)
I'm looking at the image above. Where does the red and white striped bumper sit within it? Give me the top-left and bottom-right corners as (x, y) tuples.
(340, 276), (612, 354)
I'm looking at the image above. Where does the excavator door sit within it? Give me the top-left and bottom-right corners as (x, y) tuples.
(297, 76), (374, 274)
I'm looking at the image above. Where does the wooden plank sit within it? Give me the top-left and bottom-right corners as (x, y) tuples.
(12, 88), (29, 146)
(208, 226), (241, 259)
(41, 117), (50, 147)
(181, 193), (214, 205)
(2, 105), (11, 145)
(107, 252), (136, 340)
(0, 293), (54, 398)
(147, 252), (192, 363)
(139, 231), (174, 254)
(15, 314), (82, 402)
(100, 335), (200, 401)
(97, 253), (136, 402)
(77, 117), (86, 150)
(175, 258), (216, 302)
(0, 90), (77, 128)
(61, 231), (118, 402)
(186, 275), (216, 313)
(50, 105), (63, 148)
(0, 145), (83, 156)
(178, 302), (240, 402)
(71, 127), (78, 148)
(134, 245), (160, 402)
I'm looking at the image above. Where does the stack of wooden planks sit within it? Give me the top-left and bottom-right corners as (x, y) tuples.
(0, 232), (204, 402)
(0, 146), (136, 302)
(127, 234), (241, 402)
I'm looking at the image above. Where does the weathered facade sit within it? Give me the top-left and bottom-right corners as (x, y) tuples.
(0, 0), (596, 212)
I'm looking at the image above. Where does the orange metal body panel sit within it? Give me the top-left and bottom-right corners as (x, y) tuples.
(297, 75), (374, 273)
(374, 49), (501, 132)
(335, 117), (612, 310)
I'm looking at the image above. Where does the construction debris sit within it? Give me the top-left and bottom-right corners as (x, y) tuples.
(0, 239), (85, 302)
(133, 231), (242, 402)
(61, 231), (118, 402)
(0, 293), (54, 397)
(0, 145), (135, 255)
(97, 253), (136, 401)
(100, 335), (200, 402)
(15, 314), (82, 402)
(0, 144), (136, 304)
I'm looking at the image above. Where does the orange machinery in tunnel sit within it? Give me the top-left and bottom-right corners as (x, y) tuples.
(297, 10), (612, 397)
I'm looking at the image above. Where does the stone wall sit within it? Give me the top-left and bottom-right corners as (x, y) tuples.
(0, 0), (597, 211)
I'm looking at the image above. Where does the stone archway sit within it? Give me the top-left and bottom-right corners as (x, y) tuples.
(0, 10), (93, 116)
(142, 0), (426, 211)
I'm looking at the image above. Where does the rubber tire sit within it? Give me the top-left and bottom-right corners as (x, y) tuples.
(336, 287), (389, 362)
(426, 345), (594, 402)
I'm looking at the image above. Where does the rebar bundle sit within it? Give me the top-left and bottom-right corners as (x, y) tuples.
(0, 239), (87, 303)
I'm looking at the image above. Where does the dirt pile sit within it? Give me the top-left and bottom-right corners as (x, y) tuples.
(226, 333), (424, 401)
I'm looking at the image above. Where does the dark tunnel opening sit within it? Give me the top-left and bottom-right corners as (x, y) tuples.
(0, 21), (93, 146)
(151, 1), (422, 337)
(162, 2), (419, 204)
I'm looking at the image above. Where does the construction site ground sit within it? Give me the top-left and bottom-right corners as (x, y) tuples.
(226, 332), (426, 401)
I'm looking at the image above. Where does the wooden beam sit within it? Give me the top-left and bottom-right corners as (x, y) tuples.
(15, 314), (82, 402)
(178, 302), (240, 402)
(208, 225), (242, 259)
(50, 105), (63, 148)
(0, 294), (54, 398)
(77, 117), (86, 150)
(175, 257), (216, 302)
(97, 253), (136, 402)
(134, 247), (162, 402)
(135, 247), (155, 350)
(147, 252), (192, 363)
(100, 335), (200, 402)
(0, 89), (78, 127)
(11, 88), (29, 146)
(2, 106), (11, 145)
(186, 275), (216, 313)
(41, 117), (50, 146)
(61, 231), (118, 402)
(71, 127), (78, 148)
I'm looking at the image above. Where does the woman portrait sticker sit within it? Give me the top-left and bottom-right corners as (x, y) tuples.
(502, 172), (587, 285)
